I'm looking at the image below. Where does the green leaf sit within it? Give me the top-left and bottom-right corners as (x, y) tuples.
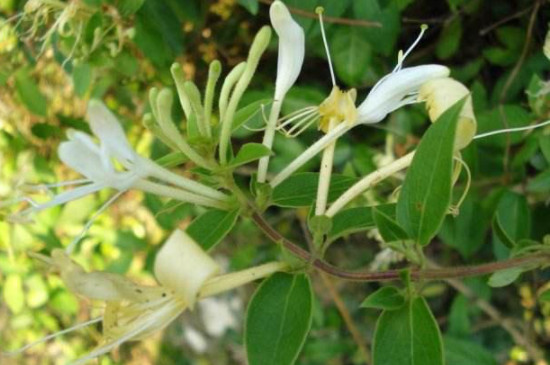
(272, 173), (358, 207)
(238, 0), (259, 14)
(492, 214), (515, 249)
(331, 26), (371, 86)
(245, 273), (313, 365)
(4, 274), (25, 314)
(116, 0), (145, 16)
(447, 294), (470, 336)
(31, 123), (61, 139)
(373, 207), (409, 242)
(488, 267), (523, 288)
(492, 191), (530, 257)
(15, 68), (48, 117)
(228, 143), (271, 168)
(475, 105), (532, 148)
(134, 1), (182, 68)
(187, 209), (239, 251)
(527, 169), (550, 193)
(72, 62), (91, 97)
(436, 17), (462, 59)
(444, 336), (497, 365)
(352, 0), (400, 56)
(373, 296), (443, 365)
(360, 286), (405, 310)
(439, 196), (488, 258)
(539, 288), (550, 302)
(396, 99), (464, 246)
(232, 98), (271, 132)
(328, 204), (396, 241)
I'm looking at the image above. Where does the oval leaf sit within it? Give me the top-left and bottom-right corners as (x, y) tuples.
(360, 286), (405, 310)
(245, 272), (313, 365)
(396, 99), (465, 246)
(373, 296), (444, 365)
(272, 173), (357, 207)
(187, 209), (239, 251)
(228, 143), (271, 168)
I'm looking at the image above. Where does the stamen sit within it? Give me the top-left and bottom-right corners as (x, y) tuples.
(3, 317), (102, 356)
(284, 113), (320, 137)
(316, 7), (336, 86)
(473, 120), (550, 139)
(65, 191), (125, 255)
(276, 107), (318, 130)
(393, 24), (428, 73)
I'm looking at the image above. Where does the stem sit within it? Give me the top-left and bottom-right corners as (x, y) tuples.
(199, 261), (289, 298)
(315, 118), (337, 216)
(430, 259), (544, 361)
(319, 273), (370, 363)
(326, 152), (415, 217)
(270, 123), (349, 187)
(134, 180), (230, 210)
(257, 99), (283, 183)
(251, 212), (550, 282)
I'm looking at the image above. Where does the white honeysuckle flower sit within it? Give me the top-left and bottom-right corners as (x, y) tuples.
(16, 100), (230, 220)
(270, 25), (450, 187)
(257, 0), (305, 183)
(357, 64), (450, 124)
(9, 230), (287, 363)
(21, 230), (218, 364)
(270, 0), (305, 101)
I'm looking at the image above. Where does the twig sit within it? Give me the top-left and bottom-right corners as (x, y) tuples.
(499, 0), (541, 103)
(319, 273), (371, 363)
(258, 0), (381, 28)
(443, 275), (544, 361)
(479, 4), (535, 36)
(251, 212), (550, 282)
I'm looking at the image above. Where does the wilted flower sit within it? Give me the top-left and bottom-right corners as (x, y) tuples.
(419, 77), (477, 150)
(10, 230), (286, 363)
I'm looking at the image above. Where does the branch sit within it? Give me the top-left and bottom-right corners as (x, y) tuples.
(251, 212), (550, 282)
(258, 0), (382, 28)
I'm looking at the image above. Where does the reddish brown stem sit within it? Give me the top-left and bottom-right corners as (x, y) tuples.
(251, 212), (549, 282)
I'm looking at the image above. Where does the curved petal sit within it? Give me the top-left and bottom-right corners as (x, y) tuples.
(87, 100), (135, 164)
(419, 77), (476, 150)
(154, 229), (220, 307)
(357, 65), (450, 124)
(270, 0), (305, 101)
(58, 139), (109, 182)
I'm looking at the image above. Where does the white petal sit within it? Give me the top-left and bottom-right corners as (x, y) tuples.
(32, 182), (106, 211)
(357, 65), (450, 124)
(154, 230), (220, 307)
(87, 100), (135, 164)
(58, 139), (109, 182)
(270, 0), (305, 101)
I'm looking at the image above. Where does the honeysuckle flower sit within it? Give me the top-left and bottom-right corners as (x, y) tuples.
(270, 25), (450, 188)
(10, 230), (287, 363)
(418, 77), (476, 150)
(257, 0), (305, 182)
(270, 0), (305, 102)
(16, 100), (230, 219)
